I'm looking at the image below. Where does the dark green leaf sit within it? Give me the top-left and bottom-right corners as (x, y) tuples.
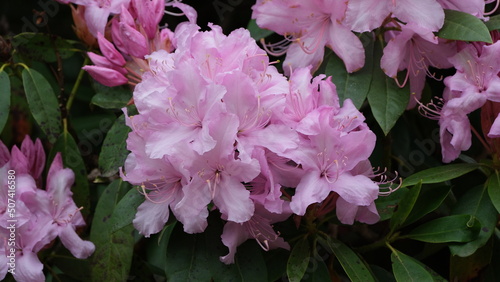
(165, 215), (268, 282)
(302, 257), (330, 282)
(12, 33), (79, 62)
(49, 131), (90, 217)
(22, 68), (62, 143)
(0, 71), (10, 133)
(437, 9), (492, 43)
(319, 237), (375, 282)
(90, 179), (135, 282)
(406, 215), (480, 243)
(450, 185), (497, 257)
(147, 223), (177, 274)
(325, 33), (374, 109)
(91, 84), (132, 109)
(487, 171), (500, 214)
(404, 185), (451, 227)
(390, 249), (441, 282)
(247, 19), (274, 40)
(370, 265), (396, 282)
(375, 188), (408, 221)
(485, 14), (500, 31)
(402, 163), (481, 187)
(99, 114), (131, 177)
(287, 238), (310, 282)
(110, 187), (143, 232)
(264, 249), (289, 282)
(390, 182), (422, 231)
(367, 42), (409, 135)
(450, 239), (493, 281)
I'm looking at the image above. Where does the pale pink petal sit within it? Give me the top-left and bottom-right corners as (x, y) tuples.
(59, 226), (95, 259)
(326, 22), (365, 73)
(14, 251), (45, 282)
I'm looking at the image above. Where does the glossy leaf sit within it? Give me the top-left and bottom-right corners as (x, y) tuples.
(402, 163), (481, 187)
(437, 9), (492, 43)
(91, 84), (132, 109)
(99, 114), (131, 177)
(90, 179), (135, 282)
(391, 249), (443, 282)
(376, 188), (408, 221)
(485, 14), (500, 31)
(49, 130), (90, 217)
(325, 33), (374, 109)
(22, 68), (62, 143)
(302, 257), (330, 282)
(165, 216), (268, 281)
(367, 42), (409, 135)
(405, 215), (481, 243)
(147, 223), (177, 274)
(287, 238), (310, 282)
(0, 70), (10, 133)
(319, 237), (375, 282)
(12, 33), (78, 62)
(450, 239), (493, 281)
(404, 185), (451, 227)
(109, 187), (143, 233)
(247, 19), (274, 40)
(487, 171), (500, 214)
(449, 185), (497, 257)
(390, 182), (421, 231)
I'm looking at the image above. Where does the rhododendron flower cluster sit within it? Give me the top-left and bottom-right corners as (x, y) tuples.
(120, 18), (384, 263)
(81, 0), (196, 87)
(419, 37), (500, 162)
(0, 137), (94, 282)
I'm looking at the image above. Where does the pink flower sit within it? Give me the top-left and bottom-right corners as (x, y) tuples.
(220, 204), (290, 264)
(67, 0), (131, 37)
(0, 138), (94, 281)
(381, 23), (456, 108)
(252, 0), (365, 73)
(345, 0), (445, 32)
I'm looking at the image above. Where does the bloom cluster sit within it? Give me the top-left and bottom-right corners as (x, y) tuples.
(118, 13), (383, 261)
(253, 0), (500, 162)
(0, 137), (94, 282)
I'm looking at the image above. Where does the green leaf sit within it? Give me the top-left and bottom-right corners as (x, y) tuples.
(109, 187), (143, 233)
(22, 68), (62, 143)
(91, 84), (132, 109)
(367, 42), (409, 135)
(12, 33), (79, 62)
(302, 258), (330, 282)
(319, 237), (376, 282)
(487, 171), (500, 214)
(406, 215), (481, 243)
(0, 70), (10, 133)
(450, 239), (493, 281)
(90, 179), (135, 282)
(404, 185), (451, 227)
(390, 249), (441, 282)
(287, 238), (310, 282)
(99, 114), (131, 177)
(325, 33), (374, 109)
(165, 215), (268, 281)
(264, 249), (289, 282)
(437, 9), (492, 43)
(247, 19), (274, 40)
(147, 223), (177, 274)
(402, 163), (481, 188)
(450, 185), (497, 257)
(49, 131), (90, 217)
(390, 182), (422, 231)
(485, 14), (500, 31)
(376, 188), (408, 221)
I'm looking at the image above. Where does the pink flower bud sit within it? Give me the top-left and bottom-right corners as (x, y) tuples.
(87, 52), (127, 75)
(119, 23), (149, 58)
(134, 0), (164, 39)
(97, 33), (126, 66)
(83, 65), (128, 87)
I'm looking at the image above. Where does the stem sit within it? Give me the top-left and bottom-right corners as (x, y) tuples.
(356, 237), (388, 253)
(66, 56), (89, 111)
